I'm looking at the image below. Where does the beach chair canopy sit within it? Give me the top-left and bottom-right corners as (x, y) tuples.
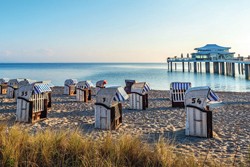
(125, 79), (136, 86)
(185, 86), (220, 108)
(96, 80), (107, 88)
(96, 86), (129, 107)
(171, 82), (191, 90)
(7, 78), (26, 88)
(131, 82), (151, 95)
(18, 83), (52, 100)
(0, 78), (9, 84)
(76, 80), (94, 89)
(19, 79), (37, 88)
(36, 80), (54, 88)
(64, 79), (78, 86)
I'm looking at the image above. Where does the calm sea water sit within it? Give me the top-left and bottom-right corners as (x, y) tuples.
(0, 63), (250, 92)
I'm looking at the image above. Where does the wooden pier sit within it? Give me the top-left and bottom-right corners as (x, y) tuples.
(167, 57), (250, 80)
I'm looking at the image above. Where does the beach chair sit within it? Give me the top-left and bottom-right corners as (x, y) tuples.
(7, 78), (26, 99)
(130, 82), (150, 110)
(96, 80), (107, 94)
(170, 82), (191, 107)
(0, 78), (9, 95)
(184, 86), (220, 138)
(64, 79), (78, 95)
(16, 83), (51, 123)
(95, 86), (128, 130)
(124, 79), (136, 94)
(76, 80), (94, 102)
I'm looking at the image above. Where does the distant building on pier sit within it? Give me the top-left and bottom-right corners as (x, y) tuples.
(191, 44), (235, 60)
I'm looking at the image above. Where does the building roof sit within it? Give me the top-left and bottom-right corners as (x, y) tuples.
(195, 44), (231, 51)
(192, 51), (235, 55)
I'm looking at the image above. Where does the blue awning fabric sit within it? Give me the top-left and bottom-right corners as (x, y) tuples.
(34, 84), (52, 94)
(142, 82), (151, 94)
(172, 82), (191, 90)
(207, 89), (219, 101)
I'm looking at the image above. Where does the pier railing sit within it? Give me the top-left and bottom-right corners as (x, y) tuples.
(166, 57), (250, 80)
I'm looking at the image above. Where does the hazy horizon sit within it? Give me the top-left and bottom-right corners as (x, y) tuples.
(1, 0), (250, 63)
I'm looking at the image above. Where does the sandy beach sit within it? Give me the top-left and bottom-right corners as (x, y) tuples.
(0, 87), (249, 165)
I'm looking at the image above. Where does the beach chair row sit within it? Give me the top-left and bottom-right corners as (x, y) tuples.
(0, 78), (220, 138)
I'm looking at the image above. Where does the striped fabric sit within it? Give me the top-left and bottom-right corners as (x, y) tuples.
(113, 92), (126, 101)
(142, 83), (151, 94)
(172, 82), (191, 90)
(207, 90), (219, 101)
(34, 84), (52, 94)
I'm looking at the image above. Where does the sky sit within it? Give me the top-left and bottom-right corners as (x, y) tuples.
(1, 0), (250, 63)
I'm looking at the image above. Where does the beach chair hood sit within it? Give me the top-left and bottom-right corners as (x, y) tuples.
(64, 79), (78, 86)
(185, 86), (219, 108)
(131, 82), (151, 95)
(171, 82), (191, 90)
(0, 78), (9, 84)
(8, 78), (26, 88)
(96, 80), (107, 87)
(19, 79), (37, 88)
(96, 86), (129, 107)
(76, 80), (94, 89)
(18, 83), (52, 100)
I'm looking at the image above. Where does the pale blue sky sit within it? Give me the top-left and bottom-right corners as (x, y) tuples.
(1, 0), (250, 62)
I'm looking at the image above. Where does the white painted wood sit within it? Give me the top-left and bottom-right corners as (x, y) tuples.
(76, 89), (85, 101)
(186, 107), (208, 137)
(95, 105), (111, 130)
(64, 86), (69, 95)
(129, 93), (143, 110)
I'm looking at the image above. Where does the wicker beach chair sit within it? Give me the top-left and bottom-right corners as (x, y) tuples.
(170, 82), (191, 107)
(184, 86), (220, 138)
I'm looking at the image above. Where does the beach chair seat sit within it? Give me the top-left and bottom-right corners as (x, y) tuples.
(184, 86), (220, 138)
(170, 82), (191, 107)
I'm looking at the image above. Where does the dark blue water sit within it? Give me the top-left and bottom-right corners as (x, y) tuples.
(0, 63), (249, 92)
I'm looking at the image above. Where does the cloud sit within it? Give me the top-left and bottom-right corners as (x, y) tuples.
(36, 48), (54, 56)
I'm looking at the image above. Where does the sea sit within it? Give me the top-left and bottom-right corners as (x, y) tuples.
(0, 63), (250, 92)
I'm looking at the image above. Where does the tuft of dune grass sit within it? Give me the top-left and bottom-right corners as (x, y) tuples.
(0, 124), (246, 167)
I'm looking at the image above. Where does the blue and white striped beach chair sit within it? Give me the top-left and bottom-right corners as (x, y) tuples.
(184, 86), (220, 138)
(170, 82), (191, 107)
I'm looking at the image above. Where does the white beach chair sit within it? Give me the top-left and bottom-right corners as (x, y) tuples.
(184, 86), (220, 138)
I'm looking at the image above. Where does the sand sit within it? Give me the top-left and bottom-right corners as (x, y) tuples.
(0, 87), (249, 165)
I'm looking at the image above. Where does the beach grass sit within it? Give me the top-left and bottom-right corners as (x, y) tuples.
(0, 124), (248, 167)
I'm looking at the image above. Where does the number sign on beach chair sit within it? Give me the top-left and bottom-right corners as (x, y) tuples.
(130, 82), (150, 110)
(95, 86), (128, 130)
(64, 79), (78, 95)
(0, 78), (9, 95)
(170, 82), (191, 107)
(76, 80), (94, 102)
(16, 83), (52, 123)
(184, 86), (220, 138)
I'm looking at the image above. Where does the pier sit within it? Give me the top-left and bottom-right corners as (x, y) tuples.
(167, 57), (250, 80)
